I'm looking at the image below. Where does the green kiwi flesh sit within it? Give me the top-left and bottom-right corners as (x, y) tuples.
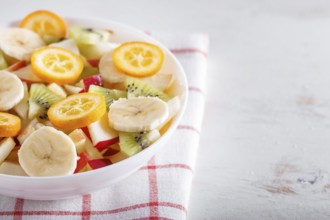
(125, 77), (170, 101)
(88, 85), (127, 110)
(119, 130), (160, 157)
(28, 83), (62, 120)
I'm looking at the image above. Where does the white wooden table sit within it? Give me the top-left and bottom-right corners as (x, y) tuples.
(3, 0), (330, 219)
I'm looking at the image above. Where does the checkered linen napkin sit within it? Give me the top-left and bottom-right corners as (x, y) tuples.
(0, 32), (209, 220)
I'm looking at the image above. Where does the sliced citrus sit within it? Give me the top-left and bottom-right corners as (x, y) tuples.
(31, 46), (84, 85)
(48, 93), (106, 130)
(0, 112), (21, 137)
(19, 10), (67, 44)
(112, 42), (164, 77)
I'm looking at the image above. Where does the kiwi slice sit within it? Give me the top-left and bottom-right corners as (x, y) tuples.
(69, 27), (111, 45)
(119, 130), (160, 157)
(28, 84), (62, 120)
(125, 77), (170, 101)
(88, 85), (126, 110)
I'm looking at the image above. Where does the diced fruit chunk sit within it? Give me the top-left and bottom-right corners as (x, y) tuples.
(119, 130), (160, 157)
(68, 129), (87, 154)
(108, 151), (128, 163)
(17, 118), (44, 145)
(11, 65), (43, 83)
(74, 152), (91, 173)
(50, 39), (80, 55)
(83, 74), (102, 91)
(69, 27), (112, 45)
(64, 84), (84, 95)
(5, 146), (19, 163)
(79, 42), (119, 60)
(68, 128), (103, 159)
(6, 60), (26, 72)
(125, 77), (170, 101)
(0, 161), (27, 176)
(88, 85), (126, 110)
(87, 114), (119, 151)
(0, 138), (16, 164)
(28, 83), (62, 120)
(78, 66), (98, 81)
(88, 158), (112, 170)
(13, 82), (29, 119)
(102, 145), (120, 157)
(0, 50), (8, 70)
(47, 83), (67, 98)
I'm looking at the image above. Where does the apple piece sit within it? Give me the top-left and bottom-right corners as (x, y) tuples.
(108, 152), (128, 163)
(0, 50), (8, 70)
(64, 84), (84, 95)
(102, 145), (120, 157)
(5, 146), (19, 163)
(143, 72), (173, 91)
(79, 42), (119, 60)
(47, 83), (67, 98)
(17, 118), (44, 145)
(88, 158), (112, 170)
(68, 129), (87, 154)
(78, 66), (99, 81)
(87, 59), (100, 67)
(83, 74), (102, 91)
(6, 60), (26, 72)
(12, 64), (43, 83)
(50, 39), (80, 55)
(13, 82), (29, 119)
(87, 114), (119, 151)
(159, 96), (181, 132)
(68, 128), (103, 159)
(0, 161), (27, 176)
(74, 152), (91, 173)
(81, 127), (92, 141)
(84, 136), (103, 159)
(0, 138), (15, 164)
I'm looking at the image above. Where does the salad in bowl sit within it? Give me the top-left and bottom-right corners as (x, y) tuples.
(0, 10), (187, 199)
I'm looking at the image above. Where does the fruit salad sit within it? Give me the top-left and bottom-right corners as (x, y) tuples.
(0, 10), (180, 177)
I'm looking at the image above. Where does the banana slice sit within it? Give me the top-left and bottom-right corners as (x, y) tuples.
(0, 28), (45, 60)
(18, 126), (77, 177)
(0, 70), (24, 111)
(108, 97), (169, 132)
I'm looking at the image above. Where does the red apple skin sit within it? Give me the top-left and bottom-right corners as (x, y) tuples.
(6, 61), (26, 72)
(88, 159), (112, 169)
(87, 59), (100, 68)
(102, 146), (120, 157)
(74, 152), (91, 173)
(83, 74), (103, 91)
(81, 127), (92, 141)
(95, 137), (119, 152)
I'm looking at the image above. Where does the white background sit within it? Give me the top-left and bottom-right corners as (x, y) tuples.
(3, 0), (330, 219)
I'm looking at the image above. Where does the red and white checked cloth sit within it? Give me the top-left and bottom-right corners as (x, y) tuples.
(0, 32), (209, 220)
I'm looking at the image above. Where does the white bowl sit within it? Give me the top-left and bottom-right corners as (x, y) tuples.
(0, 17), (188, 200)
